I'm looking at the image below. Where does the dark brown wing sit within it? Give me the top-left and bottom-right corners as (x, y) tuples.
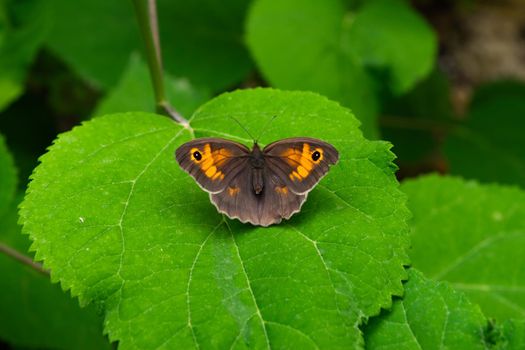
(210, 166), (306, 227)
(263, 137), (339, 195)
(175, 138), (250, 193)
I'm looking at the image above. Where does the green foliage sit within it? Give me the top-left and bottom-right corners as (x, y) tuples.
(345, 0), (436, 94)
(500, 319), (525, 349)
(0, 0), (48, 111)
(0, 133), (16, 216)
(0, 195), (111, 349)
(0, 133), (109, 348)
(364, 269), (488, 349)
(246, 0), (436, 139)
(246, 0), (377, 138)
(156, 0), (253, 91)
(20, 89), (410, 348)
(445, 81), (525, 188)
(381, 68), (454, 163)
(95, 53), (209, 118)
(1, 0), (523, 347)
(402, 175), (525, 321)
(45, 0), (253, 91)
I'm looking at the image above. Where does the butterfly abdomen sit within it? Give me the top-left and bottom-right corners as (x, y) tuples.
(250, 143), (266, 195)
(251, 168), (264, 195)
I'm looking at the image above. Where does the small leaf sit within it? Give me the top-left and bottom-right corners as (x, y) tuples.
(95, 53), (210, 118)
(46, 0), (253, 91)
(246, 0), (379, 139)
(402, 175), (525, 320)
(445, 81), (525, 188)
(0, 195), (111, 349)
(0, 0), (49, 111)
(21, 89), (410, 348)
(499, 319), (525, 350)
(345, 0), (437, 94)
(0, 133), (16, 216)
(364, 269), (488, 350)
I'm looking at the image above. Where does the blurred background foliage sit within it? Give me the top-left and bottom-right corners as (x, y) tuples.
(0, 0), (524, 348)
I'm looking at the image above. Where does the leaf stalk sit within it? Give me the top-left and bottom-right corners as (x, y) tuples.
(131, 0), (190, 127)
(0, 242), (49, 276)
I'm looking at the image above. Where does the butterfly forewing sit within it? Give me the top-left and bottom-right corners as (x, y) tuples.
(263, 138), (339, 195)
(175, 138), (250, 193)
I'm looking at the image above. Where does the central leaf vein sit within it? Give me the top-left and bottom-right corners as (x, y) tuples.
(226, 221), (272, 350)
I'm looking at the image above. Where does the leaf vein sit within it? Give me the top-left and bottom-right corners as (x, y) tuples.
(226, 221), (272, 350)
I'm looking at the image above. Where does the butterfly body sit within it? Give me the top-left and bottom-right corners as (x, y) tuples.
(248, 143), (265, 194)
(176, 137), (339, 227)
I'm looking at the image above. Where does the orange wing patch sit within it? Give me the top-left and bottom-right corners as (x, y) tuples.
(281, 143), (324, 182)
(228, 186), (240, 196)
(275, 186), (288, 194)
(189, 144), (232, 180)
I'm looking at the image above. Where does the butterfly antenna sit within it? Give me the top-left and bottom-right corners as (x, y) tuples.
(255, 115), (278, 143)
(230, 116), (256, 141)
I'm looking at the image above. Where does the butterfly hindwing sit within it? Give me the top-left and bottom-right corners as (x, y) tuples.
(210, 166), (306, 226)
(263, 137), (339, 195)
(175, 138), (250, 193)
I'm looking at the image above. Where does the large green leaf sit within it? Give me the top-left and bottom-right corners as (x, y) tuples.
(0, 0), (49, 111)
(21, 89), (410, 348)
(46, 0), (252, 91)
(345, 0), (436, 94)
(402, 175), (525, 321)
(95, 53), (209, 118)
(445, 81), (525, 188)
(246, 0), (436, 138)
(0, 133), (16, 216)
(246, 0), (379, 139)
(0, 195), (111, 349)
(364, 269), (488, 350)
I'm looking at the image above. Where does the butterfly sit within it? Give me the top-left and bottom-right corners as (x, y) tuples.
(175, 137), (339, 227)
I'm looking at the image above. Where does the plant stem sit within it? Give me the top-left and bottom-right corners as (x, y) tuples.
(0, 242), (49, 276)
(131, 0), (189, 127)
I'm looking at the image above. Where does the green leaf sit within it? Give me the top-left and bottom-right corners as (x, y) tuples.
(381, 68), (454, 163)
(0, 194), (111, 349)
(364, 269), (488, 350)
(345, 0), (437, 94)
(0, 0), (49, 111)
(445, 81), (525, 188)
(21, 89), (410, 348)
(95, 53), (210, 118)
(402, 175), (525, 320)
(45, 0), (136, 89)
(156, 0), (253, 91)
(246, 0), (436, 138)
(0, 133), (16, 217)
(46, 0), (253, 91)
(246, 0), (379, 139)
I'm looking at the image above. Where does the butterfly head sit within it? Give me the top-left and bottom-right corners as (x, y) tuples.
(230, 115), (278, 146)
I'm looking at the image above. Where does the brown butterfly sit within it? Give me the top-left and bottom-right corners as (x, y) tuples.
(175, 137), (339, 226)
